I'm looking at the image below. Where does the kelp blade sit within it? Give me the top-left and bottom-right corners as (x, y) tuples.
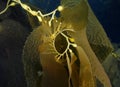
(76, 46), (96, 87)
(86, 3), (114, 62)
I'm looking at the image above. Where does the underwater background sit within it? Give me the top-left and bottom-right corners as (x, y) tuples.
(0, 0), (120, 87)
(27, 0), (120, 43)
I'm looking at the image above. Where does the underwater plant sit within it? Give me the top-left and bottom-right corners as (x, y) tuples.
(0, 0), (114, 87)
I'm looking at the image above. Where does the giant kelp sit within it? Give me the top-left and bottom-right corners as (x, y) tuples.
(0, 1), (32, 87)
(23, 0), (113, 87)
(60, 0), (113, 86)
(61, 0), (112, 87)
(0, 19), (28, 87)
(0, 0), (113, 87)
(86, 3), (113, 62)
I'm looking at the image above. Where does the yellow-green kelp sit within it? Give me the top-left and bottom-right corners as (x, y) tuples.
(7, 0), (113, 87)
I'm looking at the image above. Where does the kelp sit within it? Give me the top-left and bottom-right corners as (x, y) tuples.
(60, 0), (112, 87)
(86, 3), (114, 62)
(76, 46), (96, 87)
(0, 0), (113, 87)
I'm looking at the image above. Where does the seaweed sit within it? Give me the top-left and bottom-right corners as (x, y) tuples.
(0, 0), (113, 87)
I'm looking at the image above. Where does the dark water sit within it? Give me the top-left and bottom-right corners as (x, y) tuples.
(28, 0), (120, 43)
(88, 0), (120, 43)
